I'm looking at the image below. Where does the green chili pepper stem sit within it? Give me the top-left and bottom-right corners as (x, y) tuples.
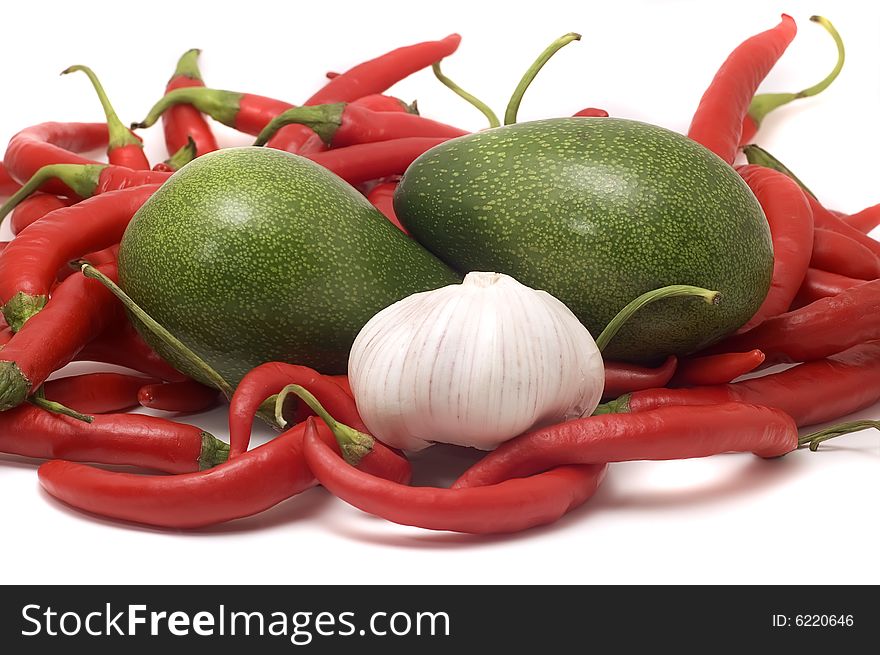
(253, 104), (346, 147)
(274, 384), (373, 466)
(29, 395), (93, 423)
(80, 264), (233, 398)
(504, 32), (581, 125)
(742, 144), (817, 200)
(748, 16), (845, 126)
(133, 87), (243, 130)
(0, 163), (104, 225)
(798, 420), (880, 451)
(165, 137), (197, 171)
(595, 285), (721, 353)
(432, 61), (500, 129)
(62, 65), (142, 151)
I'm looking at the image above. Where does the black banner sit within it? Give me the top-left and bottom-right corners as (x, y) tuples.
(1, 585), (875, 652)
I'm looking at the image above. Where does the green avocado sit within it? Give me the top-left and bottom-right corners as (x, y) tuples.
(118, 147), (459, 386)
(394, 117), (773, 362)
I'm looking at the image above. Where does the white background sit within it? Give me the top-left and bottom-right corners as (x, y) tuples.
(1, 0), (878, 585)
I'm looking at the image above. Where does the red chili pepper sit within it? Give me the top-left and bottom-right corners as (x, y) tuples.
(38, 416), (406, 528)
(350, 94), (415, 114)
(454, 403), (796, 489)
(255, 103), (467, 148)
(151, 138), (197, 173)
(162, 49), (219, 157)
(809, 195), (880, 260)
(573, 108), (609, 117)
(305, 137), (448, 185)
(712, 278), (880, 366)
(2, 403), (227, 473)
(138, 379), (220, 413)
(736, 164), (813, 331)
(305, 34), (462, 106)
(602, 356), (677, 398)
(790, 268), (864, 309)
(0, 264), (122, 411)
(3, 123), (108, 195)
(670, 350), (765, 387)
(842, 203), (880, 234)
(597, 341), (880, 428)
(688, 15), (796, 164)
(10, 194), (73, 235)
(810, 227), (880, 280)
(77, 321), (186, 382)
(228, 361), (365, 457)
(42, 372), (153, 414)
(302, 418), (605, 534)
(0, 162), (21, 196)
(62, 65), (150, 170)
(366, 181), (408, 233)
(0, 163), (168, 224)
(134, 88), (293, 136)
(739, 16), (844, 145)
(326, 374), (353, 398)
(0, 185), (159, 330)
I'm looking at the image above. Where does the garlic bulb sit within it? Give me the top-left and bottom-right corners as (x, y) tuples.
(348, 271), (604, 451)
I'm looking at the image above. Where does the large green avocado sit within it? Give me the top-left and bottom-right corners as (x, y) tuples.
(394, 117), (772, 362)
(118, 147), (459, 385)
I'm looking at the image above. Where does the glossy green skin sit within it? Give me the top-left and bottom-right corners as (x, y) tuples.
(118, 147), (459, 385)
(395, 118), (773, 362)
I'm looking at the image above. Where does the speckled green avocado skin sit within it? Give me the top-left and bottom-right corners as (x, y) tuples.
(118, 147), (459, 385)
(394, 117), (772, 362)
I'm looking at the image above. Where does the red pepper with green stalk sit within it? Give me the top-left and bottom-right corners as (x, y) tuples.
(739, 16), (844, 145)
(162, 49), (218, 157)
(2, 122), (107, 194)
(0, 185), (159, 330)
(688, 14), (797, 164)
(76, 321), (187, 383)
(0, 403), (227, 473)
(0, 263), (123, 412)
(62, 65), (150, 170)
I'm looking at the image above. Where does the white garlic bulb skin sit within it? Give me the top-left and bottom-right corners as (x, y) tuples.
(348, 271), (605, 451)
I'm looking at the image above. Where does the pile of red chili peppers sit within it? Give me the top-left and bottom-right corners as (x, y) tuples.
(1, 16), (878, 535)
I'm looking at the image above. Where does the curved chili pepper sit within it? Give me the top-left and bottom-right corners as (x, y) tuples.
(255, 103), (467, 148)
(597, 341), (880, 428)
(305, 34), (462, 106)
(842, 204), (880, 234)
(302, 418), (605, 534)
(736, 164), (813, 331)
(454, 403), (796, 489)
(305, 137), (449, 185)
(38, 417), (405, 529)
(687, 14), (796, 164)
(366, 181), (408, 233)
(573, 108), (609, 117)
(0, 184), (159, 330)
(0, 264), (122, 411)
(711, 278), (880, 365)
(739, 16), (844, 145)
(42, 372), (153, 414)
(0, 163), (168, 224)
(62, 65), (149, 170)
(228, 361), (365, 457)
(138, 379), (220, 413)
(134, 87), (293, 136)
(10, 194), (73, 235)
(603, 356), (677, 398)
(77, 322), (186, 382)
(809, 195), (880, 260)
(1, 403), (226, 473)
(327, 374), (353, 398)
(163, 49), (219, 157)
(810, 227), (880, 280)
(670, 350), (765, 387)
(0, 162), (20, 196)
(791, 268), (864, 309)
(3, 122), (107, 195)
